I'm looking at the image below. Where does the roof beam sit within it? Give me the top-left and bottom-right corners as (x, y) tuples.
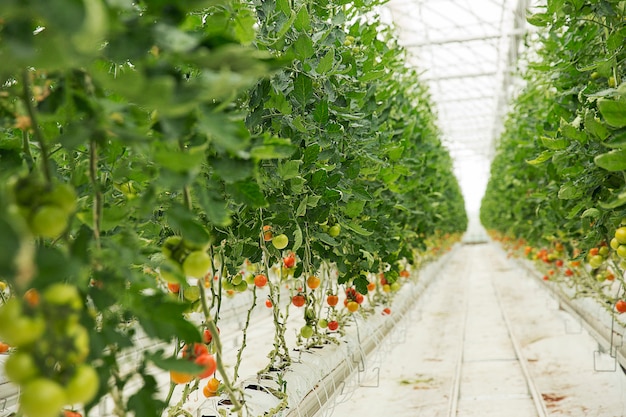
(405, 29), (525, 47)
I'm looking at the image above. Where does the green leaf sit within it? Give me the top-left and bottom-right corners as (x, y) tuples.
(581, 208), (600, 218)
(296, 198), (308, 217)
(560, 119), (587, 143)
(526, 150), (553, 165)
(132, 292), (200, 342)
(293, 74), (313, 106)
(584, 110), (610, 140)
(167, 204), (211, 246)
(0, 217), (20, 278)
(558, 183), (583, 200)
(354, 276), (368, 295)
(210, 158), (254, 183)
(594, 148), (626, 171)
(540, 136), (568, 150)
(294, 7), (311, 32)
(195, 189), (232, 227)
(313, 100), (329, 124)
(293, 225), (303, 252)
(314, 232), (339, 246)
(343, 200), (365, 218)
(316, 49), (335, 74)
(197, 113), (250, 153)
(342, 221), (373, 236)
(149, 353), (204, 373)
(227, 181), (268, 208)
(154, 146), (205, 174)
(599, 190), (626, 209)
(250, 137), (296, 160)
(303, 144), (321, 164)
(293, 35), (314, 60)
(603, 130), (626, 149)
(598, 99), (626, 128)
(526, 12), (550, 27)
(278, 160), (302, 180)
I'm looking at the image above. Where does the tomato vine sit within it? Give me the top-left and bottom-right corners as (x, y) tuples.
(0, 0), (466, 415)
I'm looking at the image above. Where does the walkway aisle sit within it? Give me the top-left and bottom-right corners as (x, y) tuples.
(329, 243), (626, 417)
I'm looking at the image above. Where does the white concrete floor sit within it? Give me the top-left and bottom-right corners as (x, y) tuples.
(329, 243), (626, 417)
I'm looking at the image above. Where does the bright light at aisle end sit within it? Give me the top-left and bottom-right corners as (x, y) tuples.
(453, 155), (491, 214)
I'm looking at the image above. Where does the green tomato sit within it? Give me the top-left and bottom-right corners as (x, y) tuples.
(272, 234), (289, 250)
(2, 315), (45, 347)
(43, 183), (77, 214)
(245, 273), (255, 285)
(162, 235), (183, 259)
(222, 280), (234, 291)
(160, 259), (184, 284)
(20, 378), (67, 417)
(183, 285), (201, 302)
(182, 251), (212, 278)
(67, 323), (90, 364)
(599, 246), (610, 257)
(29, 205), (68, 238)
(4, 351), (39, 384)
(318, 319), (328, 329)
(65, 364), (100, 404)
(232, 273), (243, 285)
(589, 255), (605, 269)
(617, 245), (626, 259)
(300, 325), (313, 338)
(616, 227), (626, 244)
(611, 238), (620, 250)
(390, 282), (401, 292)
(43, 283), (82, 310)
(235, 281), (248, 292)
(328, 224), (341, 237)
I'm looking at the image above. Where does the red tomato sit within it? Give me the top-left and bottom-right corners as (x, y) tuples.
(292, 294), (306, 307)
(616, 300), (626, 314)
(167, 282), (180, 293)
(265, 299), (273, 308)
(564, 269), (573, 277)
(254, 274), (268, 288)
(327, 321), (339, 331)
(283, 254), (296, 269)
(382, 307), (391, 315)
(195, 353), (217, 379)
(355, 293), (364, 304)
(182, 343), (209, 359)
(326, 294), (338, 307)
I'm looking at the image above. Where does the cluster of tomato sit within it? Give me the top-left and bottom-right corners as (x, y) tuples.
(160, 236), (212, 299)
(344, 287), (363, 313)
(11, 176), (77, 239)
(0, 284), (99, 417)
(170, 335), (217, 387)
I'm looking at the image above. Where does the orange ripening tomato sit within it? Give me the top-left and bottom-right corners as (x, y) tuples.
(0, 342), (9, 353)
(23, 288), (40, 307)
(170, 370), (193, 384)
(262, 225), (273, 242)
(366, 282), (376, 291)
(254, 274), (268, 288)
(306, 275), (320, 289)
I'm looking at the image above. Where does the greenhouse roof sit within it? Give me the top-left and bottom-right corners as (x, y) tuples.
(383, 0), (537, 213)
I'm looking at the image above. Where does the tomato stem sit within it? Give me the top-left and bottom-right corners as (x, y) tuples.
(232, 284), (257, 382)
(21, 69), (52, 184)
(198, 284), (243, 411)
(89, 139), (102, 249)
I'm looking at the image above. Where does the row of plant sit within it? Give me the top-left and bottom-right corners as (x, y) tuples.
(481, 0), (626, 315)
(0, 1), (466, 416)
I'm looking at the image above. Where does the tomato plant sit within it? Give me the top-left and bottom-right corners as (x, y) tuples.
(0, 0), (466, 414)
